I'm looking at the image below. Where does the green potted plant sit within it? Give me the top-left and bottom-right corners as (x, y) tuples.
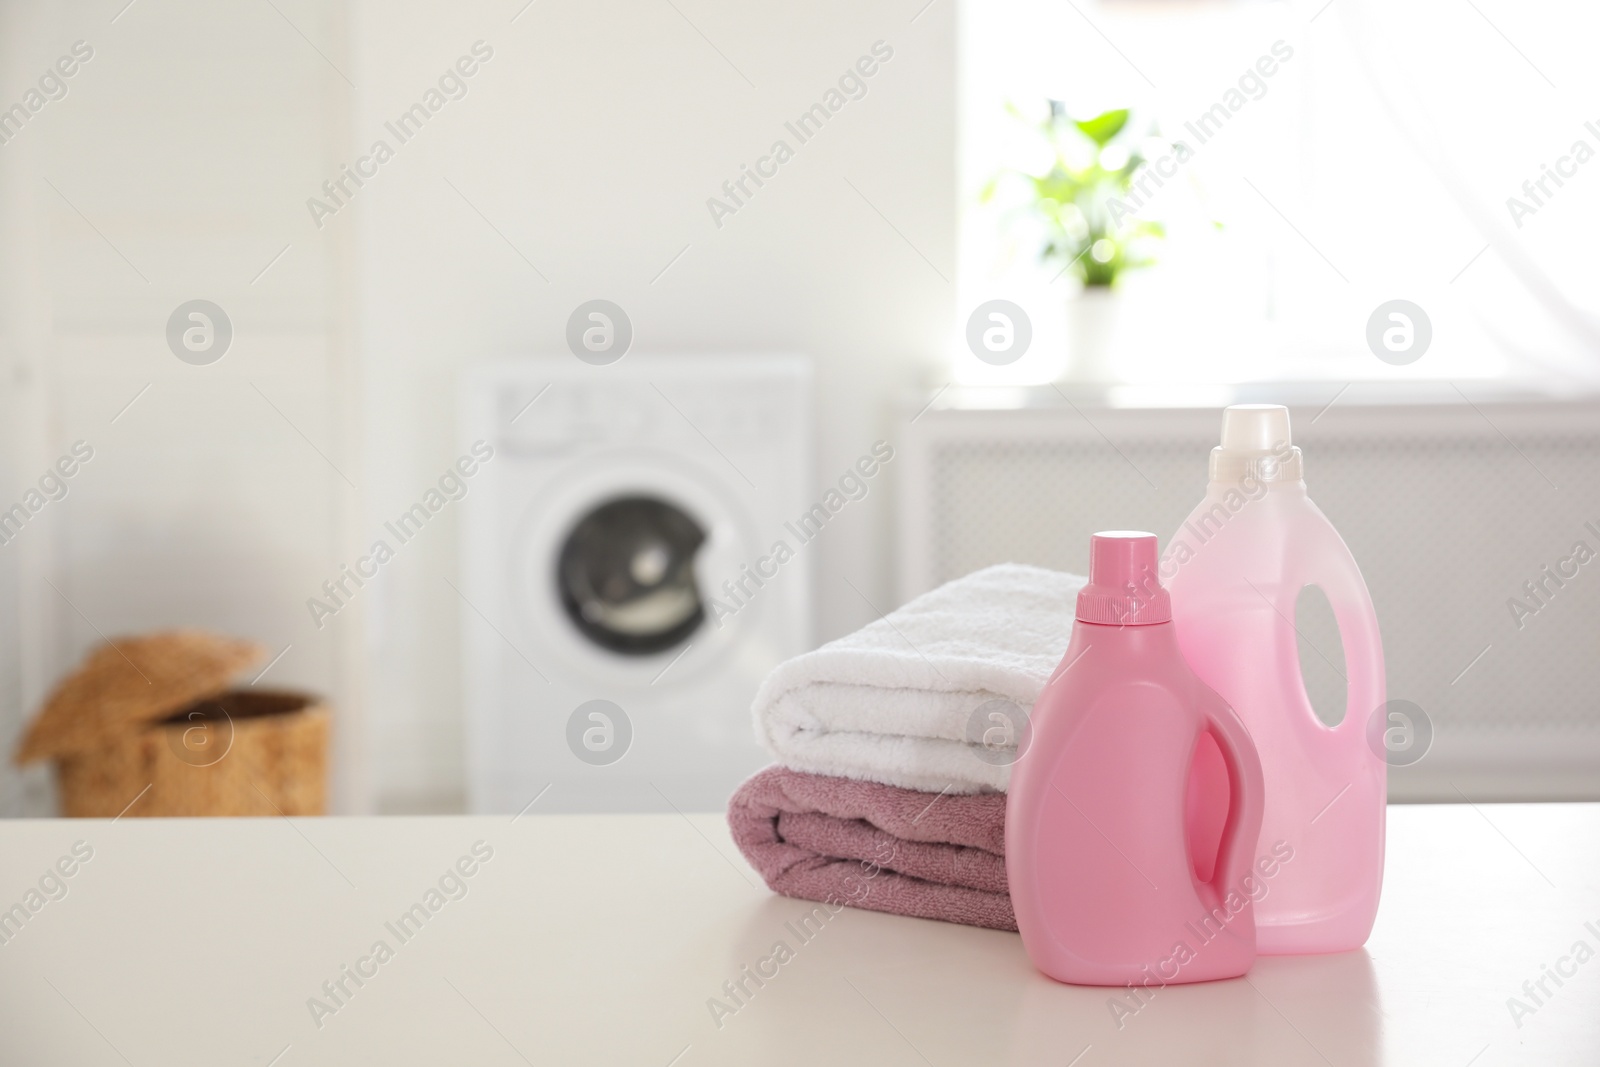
(987, 102), (1166, 380)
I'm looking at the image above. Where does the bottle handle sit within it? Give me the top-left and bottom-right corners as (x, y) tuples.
(1296, 543), (1386, 741)
(1200, 703), (1265, 903)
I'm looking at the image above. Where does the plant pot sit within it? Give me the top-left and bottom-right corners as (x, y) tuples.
(1062, 287), (1124, 383)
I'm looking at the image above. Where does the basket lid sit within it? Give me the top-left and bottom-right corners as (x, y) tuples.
(14, 630), (265, 764)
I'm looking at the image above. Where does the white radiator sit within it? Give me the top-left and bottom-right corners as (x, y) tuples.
(897, 385), (1600, 801)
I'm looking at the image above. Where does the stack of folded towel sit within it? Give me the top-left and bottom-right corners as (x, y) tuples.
(727, 563), (1086, 932)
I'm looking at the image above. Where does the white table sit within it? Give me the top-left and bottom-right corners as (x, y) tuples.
(1, 803), (1596, 1065)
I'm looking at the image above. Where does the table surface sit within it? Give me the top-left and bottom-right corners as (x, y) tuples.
(0, 803), (1596, 1066)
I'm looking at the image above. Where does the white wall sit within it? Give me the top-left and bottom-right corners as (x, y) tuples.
(0, 0), (953, 814)
(0, 0), (361, 813)
(348, 0), (954, 810)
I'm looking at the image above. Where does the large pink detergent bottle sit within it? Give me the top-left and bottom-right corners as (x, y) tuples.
(1166, 405), (1385, 955)
(1008, 532), (1264, 986)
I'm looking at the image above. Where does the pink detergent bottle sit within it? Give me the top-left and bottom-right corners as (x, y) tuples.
(1166, 405), (1385, 955)
(1008, 532), (1265, 986)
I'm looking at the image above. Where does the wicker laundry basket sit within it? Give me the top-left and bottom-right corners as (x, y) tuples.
(13, 630), (329, 817)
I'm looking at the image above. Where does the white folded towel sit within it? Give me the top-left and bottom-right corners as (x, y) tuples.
(752, 563), (1085, 794)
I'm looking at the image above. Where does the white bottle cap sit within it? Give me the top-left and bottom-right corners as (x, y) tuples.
(1209, 404), (1303, 485)
(1220, 404), (1292, 452)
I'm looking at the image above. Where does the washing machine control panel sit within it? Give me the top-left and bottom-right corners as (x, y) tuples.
(496, 378), (790, 455)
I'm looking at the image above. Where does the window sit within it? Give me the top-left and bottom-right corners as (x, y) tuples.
(957, 0), (1600, 387)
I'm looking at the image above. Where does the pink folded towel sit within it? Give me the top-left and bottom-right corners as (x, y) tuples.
(727, 765), (1015, 932)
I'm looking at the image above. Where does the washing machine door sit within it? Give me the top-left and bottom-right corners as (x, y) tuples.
(556, 495), (707, 656)
(514, 451), (754, 686)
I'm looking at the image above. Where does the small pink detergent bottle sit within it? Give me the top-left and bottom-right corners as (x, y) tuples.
(1007, 532), (1265, 986)
(1166, 405), (1385, 955)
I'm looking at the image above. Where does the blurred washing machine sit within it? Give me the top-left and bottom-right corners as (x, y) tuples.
(460, 356), (812, 812)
